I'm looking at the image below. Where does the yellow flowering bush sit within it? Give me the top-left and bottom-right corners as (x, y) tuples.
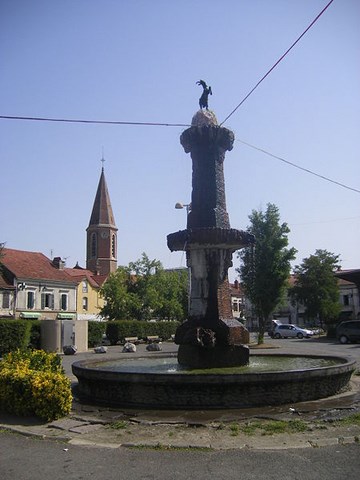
(0, 349), (72, 421)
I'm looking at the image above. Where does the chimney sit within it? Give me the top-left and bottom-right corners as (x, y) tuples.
(53, 257), (65, 270)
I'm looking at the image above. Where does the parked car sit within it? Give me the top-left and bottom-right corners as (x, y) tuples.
(336, 321), (360, 344)
(271, 324), (314, 339)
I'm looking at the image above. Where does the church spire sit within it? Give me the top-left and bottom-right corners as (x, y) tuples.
(86, 160), (118, 275)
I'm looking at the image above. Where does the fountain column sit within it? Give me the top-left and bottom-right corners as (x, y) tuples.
(167, 110), (255, 368)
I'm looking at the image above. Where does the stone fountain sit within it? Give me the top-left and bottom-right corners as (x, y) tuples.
(167, 108), (254, 369)
(72, 85), (355, 409)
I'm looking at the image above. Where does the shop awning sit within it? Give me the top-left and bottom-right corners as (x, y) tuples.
(57, 313), (76, 319)
(20, 312), (41, 319)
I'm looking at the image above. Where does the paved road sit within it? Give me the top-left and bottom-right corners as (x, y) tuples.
(260, 335), (360, 364)
(1, 431), (359, 480)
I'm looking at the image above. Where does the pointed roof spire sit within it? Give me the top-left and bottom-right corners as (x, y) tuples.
(88, 159), (116, 228)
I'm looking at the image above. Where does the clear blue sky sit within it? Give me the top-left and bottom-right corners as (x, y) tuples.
(1, 0), (359, 281)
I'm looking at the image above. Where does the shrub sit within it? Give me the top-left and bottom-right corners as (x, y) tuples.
(88, 321), (106, 347)
(0, 319), (31, 356)
(0, 349), (72, 421)
(106, 320), (180, 345)
(29, 320), (41, 350)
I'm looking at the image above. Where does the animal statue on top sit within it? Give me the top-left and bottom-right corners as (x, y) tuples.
(197, 80), (212, 110)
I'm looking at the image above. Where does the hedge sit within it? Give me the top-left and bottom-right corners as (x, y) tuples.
(0, 349), (72, 421)
(106, 320), (180, 345)
(29, 320), (41, 350)
(88, 321), (107, 347)
(0, 319), (31, 356)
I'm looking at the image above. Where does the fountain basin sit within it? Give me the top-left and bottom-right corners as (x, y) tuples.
(72, 354), (356, 409)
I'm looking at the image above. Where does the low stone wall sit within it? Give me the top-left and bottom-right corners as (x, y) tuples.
(72, 354), (356, 409)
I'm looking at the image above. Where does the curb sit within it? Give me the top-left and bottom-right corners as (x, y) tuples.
(1, 421), (359, 451)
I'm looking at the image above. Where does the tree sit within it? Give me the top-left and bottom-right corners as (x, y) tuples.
(150, 269), (188, 321)
(126, 253), (163, 321)
(289, 249), (341, 327)
(99, 267), (141, 320)
(237, 204), (296, 344)
(100, 253), (188, 321)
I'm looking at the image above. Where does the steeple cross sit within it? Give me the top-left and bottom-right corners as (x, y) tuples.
(101, 148), (105, 170)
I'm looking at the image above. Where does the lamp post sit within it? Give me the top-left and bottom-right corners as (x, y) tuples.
(175, 202), (191, 215)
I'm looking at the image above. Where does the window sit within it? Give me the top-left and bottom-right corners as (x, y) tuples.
(82, 281), (88, 293)
(41, 292), (54, 309)
(343, 295), (350, 306)
(27, 291), (35, 309)
(232, 301), (238, 312)
(91, 233), (97, 258)
(60, 293), (68, 311)
(2, 292), (10, 309)
(111, 234), (116, 258)
(82, 297), (88, 311)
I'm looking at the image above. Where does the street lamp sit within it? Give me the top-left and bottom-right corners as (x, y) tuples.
(175, 202), (191, 215)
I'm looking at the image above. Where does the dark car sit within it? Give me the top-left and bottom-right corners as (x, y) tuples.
(336, 321), (360, 344)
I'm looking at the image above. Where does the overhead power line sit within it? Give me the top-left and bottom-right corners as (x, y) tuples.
(220, 0), (334, 126)
(0, 115), (190, 128)
(238, 139), (360, 194)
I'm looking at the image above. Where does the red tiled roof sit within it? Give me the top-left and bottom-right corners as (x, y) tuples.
(2, 248), (77, 284)
(289, 273), (355, 287)
(229, 282), (245, 297)
(0, 272), (14, 289)
(65, 267), (107, 288)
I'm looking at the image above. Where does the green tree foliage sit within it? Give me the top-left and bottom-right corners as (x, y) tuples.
(289, 249), (341, 326)
(151, 269), (188, 321)
(100, 267), (141, 320)
(100, 253), (188, 321)
(237, 204), (296, 344)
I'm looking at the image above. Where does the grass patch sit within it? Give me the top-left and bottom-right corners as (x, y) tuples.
(229, 423), (240, 436)
(333, 413), (360, 427)
(236, 419), (308, 436)
(239, 421), (262, 435)
(107, 420), (129, 430)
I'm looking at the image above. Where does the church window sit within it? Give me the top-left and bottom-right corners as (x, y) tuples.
(91, 233), (97, 258)
(111, 234), (116, 258)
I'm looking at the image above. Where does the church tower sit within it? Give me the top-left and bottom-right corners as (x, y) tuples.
(86, 164), (118, 275)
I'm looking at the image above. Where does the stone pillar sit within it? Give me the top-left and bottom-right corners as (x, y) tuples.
(180, 125), (233, 230)
(167, 110), (254, 368)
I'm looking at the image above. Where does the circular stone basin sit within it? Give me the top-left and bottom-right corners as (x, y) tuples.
(72, 354), (356, 409)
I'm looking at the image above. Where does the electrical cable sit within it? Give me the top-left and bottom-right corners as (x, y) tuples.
(0, 115), (190, 128)
(238, 138), (360, 194)
(220, 0), (334, 126)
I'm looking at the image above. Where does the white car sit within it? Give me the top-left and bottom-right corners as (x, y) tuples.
(272, 324), (314, 339)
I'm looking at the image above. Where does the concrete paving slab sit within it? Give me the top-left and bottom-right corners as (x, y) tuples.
(49, 418), (89, 431)
(69, 423), (104, 434)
